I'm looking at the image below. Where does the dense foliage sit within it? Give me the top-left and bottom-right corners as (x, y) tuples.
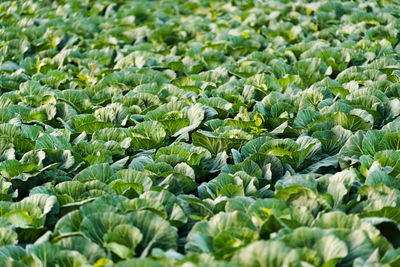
(1, 0), (400, 266)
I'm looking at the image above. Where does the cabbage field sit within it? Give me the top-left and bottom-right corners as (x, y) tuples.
(2, 0), (400, 266)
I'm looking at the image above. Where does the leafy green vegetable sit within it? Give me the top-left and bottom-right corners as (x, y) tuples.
(0, 0), (400, 265)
